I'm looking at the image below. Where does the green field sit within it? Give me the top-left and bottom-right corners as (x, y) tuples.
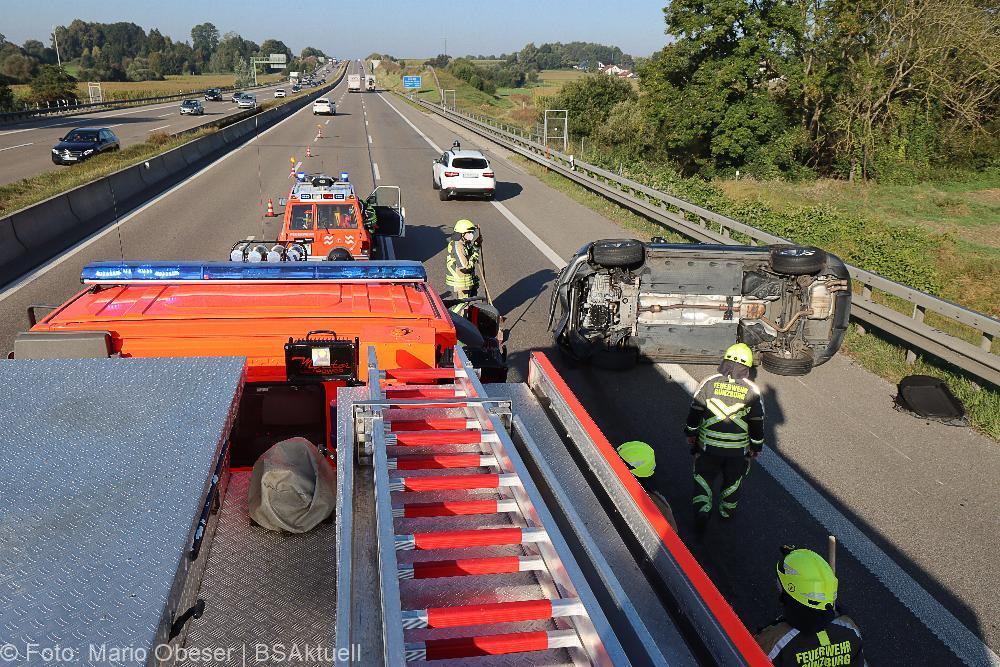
(12, 72), (285, 103)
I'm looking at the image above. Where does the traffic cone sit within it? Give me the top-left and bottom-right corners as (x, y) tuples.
(265, 198), (276, 217)
(306, 145), (312, 158)
(316, 124), (324, 139)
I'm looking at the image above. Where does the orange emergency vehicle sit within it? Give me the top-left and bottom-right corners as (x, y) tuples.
(275, 172), (405, 260)
(7, 258), (770, 666)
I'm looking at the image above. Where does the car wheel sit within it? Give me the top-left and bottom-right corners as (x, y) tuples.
(591, 238), (644, 268)
(761, 350), (814, 376)
(769, 245), (827, 275)
(439, 189), (450, 201)
(591, 345), (638, 370)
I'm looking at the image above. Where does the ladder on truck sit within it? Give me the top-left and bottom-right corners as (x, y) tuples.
(346, 347), (627, 665)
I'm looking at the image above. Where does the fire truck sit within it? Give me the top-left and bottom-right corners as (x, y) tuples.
(5, 259), (770, 666)
(246, 172), (404, 261)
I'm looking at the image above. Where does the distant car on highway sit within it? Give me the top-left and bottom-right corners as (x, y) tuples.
(51, 127), (120, 165)
(231, 91), (245, 103)
(179, 99), (204, 115)
(550, 240), (851, 374)
(204, 88), (223, 102)
(312, 98), (334, 115)
(432, 147), (496, 200)
(237, 94), (257, 109)
(274, 89), (286, 98)
(291, 84), (301, 93)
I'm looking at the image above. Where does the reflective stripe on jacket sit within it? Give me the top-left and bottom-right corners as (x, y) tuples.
(445, 240), (479, 289)
(685, 373), (765, 456)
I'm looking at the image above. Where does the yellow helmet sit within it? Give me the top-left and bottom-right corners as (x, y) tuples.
(777, 548), (838, 610)
(454, 219), (477, 234)
(616, 441), (655, 478)
(724, 343), (753, 367)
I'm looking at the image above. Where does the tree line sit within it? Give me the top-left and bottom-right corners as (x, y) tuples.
(419, 41), (633, 95)
(550, 0), (999, 182)
(0, 21), (327, 109)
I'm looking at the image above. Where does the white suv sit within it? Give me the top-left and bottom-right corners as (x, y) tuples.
(432, 147), (495, 200)
(274, 89), (286, 98)
(312, 98), (335, 115)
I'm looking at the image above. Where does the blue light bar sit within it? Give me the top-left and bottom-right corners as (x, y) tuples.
(340, 171), (349, 182)
(81, 261), (427, 283)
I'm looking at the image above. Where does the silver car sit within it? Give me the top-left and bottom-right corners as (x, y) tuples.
(237, 95), (256, 109)
(179, 99), (204, 115)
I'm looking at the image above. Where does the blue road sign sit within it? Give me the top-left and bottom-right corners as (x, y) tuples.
(403, 76), (422, 89)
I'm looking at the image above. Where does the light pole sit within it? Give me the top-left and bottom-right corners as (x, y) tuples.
(52, 26), (62, 68)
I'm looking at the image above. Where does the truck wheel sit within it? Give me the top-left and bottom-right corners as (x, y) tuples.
(439, 189), (450, 201)
(769, 245), (827, 275)
(327, 248), (354, 261)
(591, 239), (644, 268)
(761, 350), (814, 376)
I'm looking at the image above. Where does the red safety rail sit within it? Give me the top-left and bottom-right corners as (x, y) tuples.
(528, 353), (772, 666)
(389, 418), (478, 431)
(393, 499), (518, 518)
(402, 556), (544, 580)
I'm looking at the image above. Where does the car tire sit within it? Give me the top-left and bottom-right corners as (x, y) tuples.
(591, 345), (638, 370)
(769, 245), (827, 275)
(439, 189), (450, 201)
(591, 239), (644, 268)
(761, 350), (814, 376)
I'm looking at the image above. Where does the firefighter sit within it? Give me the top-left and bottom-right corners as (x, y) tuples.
(445, 219), (481, 316)
(684, 343), (764, 530)
(756, 547), (867, 665)
(617, 441), (677, 531)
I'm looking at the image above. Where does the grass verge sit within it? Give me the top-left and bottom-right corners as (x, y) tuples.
(12, 72), (285, 104)
(510, 154), (1000, 438)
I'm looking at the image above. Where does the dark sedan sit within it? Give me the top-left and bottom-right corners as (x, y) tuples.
(51, 128), (120, 165)
(204, 88), (223, 101)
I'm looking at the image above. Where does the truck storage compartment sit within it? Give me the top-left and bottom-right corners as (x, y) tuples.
(0, 356), (243, 665)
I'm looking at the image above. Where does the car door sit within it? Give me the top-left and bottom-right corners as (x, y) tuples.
(367, 186), (405, 237)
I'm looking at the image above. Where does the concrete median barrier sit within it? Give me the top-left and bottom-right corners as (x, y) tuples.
(0, 71), (346, 290)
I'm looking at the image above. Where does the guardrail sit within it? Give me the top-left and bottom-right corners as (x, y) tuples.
(402, 93), (1000, 388)
(0, 78), (294, 125)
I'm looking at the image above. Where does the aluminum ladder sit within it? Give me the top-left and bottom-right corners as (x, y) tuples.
(356, 347), (627, 665)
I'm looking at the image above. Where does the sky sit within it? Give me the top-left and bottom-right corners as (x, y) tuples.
(0, 0), (670, 58)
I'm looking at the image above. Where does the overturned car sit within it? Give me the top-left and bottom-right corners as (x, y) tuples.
(550, 239), (851, 375)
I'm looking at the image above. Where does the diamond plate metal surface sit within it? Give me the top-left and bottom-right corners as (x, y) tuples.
(0, 356), (243, 665)
(181, 471), (337, 666)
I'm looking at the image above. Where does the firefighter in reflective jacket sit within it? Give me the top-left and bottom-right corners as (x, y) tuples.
(445, 219), (481, 315)
(756, 547), (867, 666)
(685, 343), (764, 527)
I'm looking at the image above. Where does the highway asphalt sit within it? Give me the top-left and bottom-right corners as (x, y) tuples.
(0, 79), (298, 188)
(0, 60), (996, 665)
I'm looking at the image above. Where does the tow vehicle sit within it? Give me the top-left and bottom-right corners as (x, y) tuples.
(348, 73), (362, 92)
(263, 172), (405, 261)
(7, 258), (771, 665)
(551, 239), (851, 374)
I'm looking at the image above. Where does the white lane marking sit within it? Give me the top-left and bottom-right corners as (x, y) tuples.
(372, 162), (380, 180)
(325, 119), (330, 125)
(158, 112), (172, 118)
(378, 93), (443, 152)
(661, 357), (1000, 666)
(379, 86), (1000, 667)
(490, 201), (566, 268)
(147, 125), (171, 132)
(226, 106), (238, 111)
(0, 92), (321, 304)
(0, 142), (33, 153)
(368, 134), (373, 144)
(246, 235), (255, 240)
